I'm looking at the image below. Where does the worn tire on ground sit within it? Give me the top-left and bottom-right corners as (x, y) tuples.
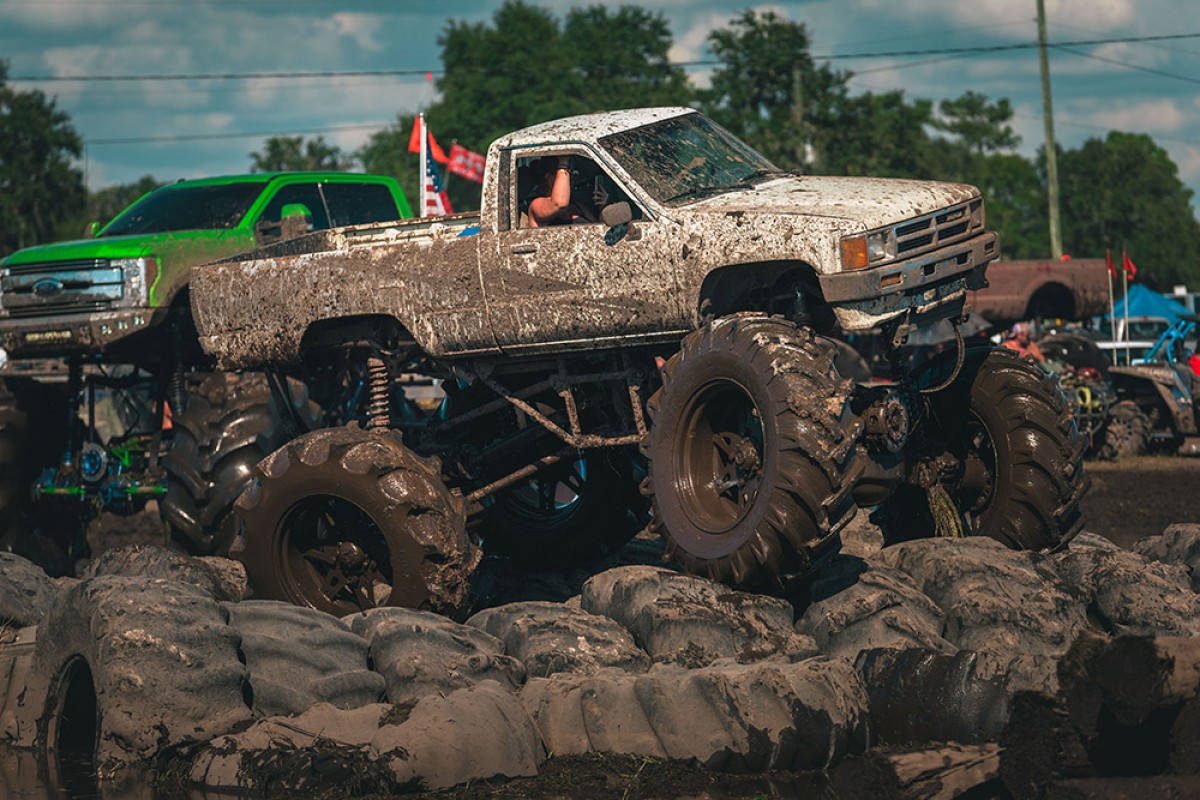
(1097, 400), (1151, 461)
(29, 575), (251, 767)
(644, 315), (860, 589)
(162, 372), (318, 555)
(234, 426), (478, 616)
(881, 346), (1088, 550)
(482, 448), (647, 570)
(223, 600), (385, 716)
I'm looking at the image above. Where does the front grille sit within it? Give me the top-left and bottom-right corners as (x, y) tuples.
(1, 258), (123, 316)
(894, 199), (983, 259)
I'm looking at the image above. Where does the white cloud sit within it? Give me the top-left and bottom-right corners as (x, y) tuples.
(321, 13), (386, 53)
(1075, 99), (1187, 134)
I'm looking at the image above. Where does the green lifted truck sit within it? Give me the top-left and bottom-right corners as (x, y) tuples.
(0, 172), (411, 569)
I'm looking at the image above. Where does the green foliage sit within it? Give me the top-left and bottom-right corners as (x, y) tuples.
(972, 153), (1047, 260)
(933, 91), (1019, 155)
(0, 60), (87, 256)
(356, 114), (420, 209)
(819, 90), (936, 178)
(418, 0), (692, 210)
(1058, 132), (1200, 289)
(249, 135), (353, 173)
(55, 174), (163, 241)
(699, 9), (848, 171)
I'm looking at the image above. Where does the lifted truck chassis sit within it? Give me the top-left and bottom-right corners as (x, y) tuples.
(191, 108), (1089, 613)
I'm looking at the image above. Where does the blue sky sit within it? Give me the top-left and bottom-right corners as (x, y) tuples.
(4, 0), (1200, 208)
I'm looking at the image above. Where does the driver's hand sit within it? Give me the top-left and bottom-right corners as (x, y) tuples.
(592, 184), (609, 208)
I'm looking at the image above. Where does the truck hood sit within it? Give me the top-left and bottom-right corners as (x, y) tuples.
(685, 175), (980, 231)
(0, 229), (246, 266)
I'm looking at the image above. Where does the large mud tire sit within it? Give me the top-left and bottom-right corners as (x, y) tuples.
(30, 575), (251, 767)
(223, 600), (385, 716)
(644, 314), (861, 589)
(162, 372), (318, 555)
(1097, 400), (1150, 461)
(234, 426), (478, 616)
(895, 346), (1088, 550)
(482, 449), (647, 570)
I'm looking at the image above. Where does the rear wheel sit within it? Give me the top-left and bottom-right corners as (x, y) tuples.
(644, 315), (860, 589)
(884, 346), (1088, 550)
(234, 426), (478, 616)
(161, 372), (318, 555)
(1098, 400), (1151, 461)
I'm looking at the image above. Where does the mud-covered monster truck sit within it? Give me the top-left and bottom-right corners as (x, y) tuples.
(190, 107), (1089, 614)
(0, 173), (411, 566)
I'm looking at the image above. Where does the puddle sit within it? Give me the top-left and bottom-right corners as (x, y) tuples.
(0, 744), (237, 800)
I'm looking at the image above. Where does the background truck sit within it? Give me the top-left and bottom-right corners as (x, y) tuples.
(0, 172), (411, 569)
(190, 107), (1089, 615)
(967, 258), (1110, 324)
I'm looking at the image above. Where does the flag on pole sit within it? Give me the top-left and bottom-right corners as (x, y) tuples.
(408, 116), (448, 163)
(418, 113), (452, 217)
(448, 143), (486, 184)
(1105, 248), (1118, 280)
(1121, 248), (1138, 281)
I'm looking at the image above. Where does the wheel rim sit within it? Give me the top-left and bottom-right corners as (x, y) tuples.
(276, 494), (400, 614)
(675, 379), (765, 534)
(503, 458), (586, 525)
(954, 411), (998, 529)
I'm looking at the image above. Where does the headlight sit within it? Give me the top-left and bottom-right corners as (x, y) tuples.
(867, 230), (895, 262)
(111, 257), (153, 307)
(840, 230), (895, 270)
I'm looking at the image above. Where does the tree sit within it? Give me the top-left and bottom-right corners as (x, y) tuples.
(933, 91), (1019, 156)
(700, 10), (848, 171)
(1058, 132), (1200, 289)
(249, 135), (353, 172)
(819, 90), (937, 179)
(0, 60), (87, 256)
(356, 114), (419, 209)
(972, 153), (1046, 260)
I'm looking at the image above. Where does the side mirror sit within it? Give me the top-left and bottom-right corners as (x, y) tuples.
(600, 201), (632, 228)
(84, 221), (100, 238)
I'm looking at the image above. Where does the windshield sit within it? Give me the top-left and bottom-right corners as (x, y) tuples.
(598, 112), (779, 206)
(101, 183), (266, 236)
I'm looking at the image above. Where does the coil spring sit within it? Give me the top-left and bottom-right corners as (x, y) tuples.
(366, 356), (391, 429)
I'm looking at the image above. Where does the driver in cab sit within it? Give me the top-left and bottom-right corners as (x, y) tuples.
(527, 155), (608, 227)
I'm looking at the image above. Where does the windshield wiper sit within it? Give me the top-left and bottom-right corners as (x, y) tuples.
(738, 168), (790, 186)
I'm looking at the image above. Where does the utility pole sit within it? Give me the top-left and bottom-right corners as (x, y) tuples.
(1037, 0), (1063, 258)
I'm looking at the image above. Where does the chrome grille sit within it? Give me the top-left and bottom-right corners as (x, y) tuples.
(1, 258), (123, 316)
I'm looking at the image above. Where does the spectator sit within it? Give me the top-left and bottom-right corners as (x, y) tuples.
(1003, 322), (1046, 362)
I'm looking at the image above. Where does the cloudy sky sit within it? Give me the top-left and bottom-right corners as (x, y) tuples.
(4, 0), (1199, 207)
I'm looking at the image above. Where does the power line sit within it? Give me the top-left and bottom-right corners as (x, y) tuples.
(1053, 46), (1200, 87)
(12, 31), (1200, 84)
(89, 122), (390, 146)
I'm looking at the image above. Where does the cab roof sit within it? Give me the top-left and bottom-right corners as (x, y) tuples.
(493, 107), (695, 151)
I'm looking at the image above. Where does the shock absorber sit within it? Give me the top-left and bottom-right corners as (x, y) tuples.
(365, 355), (391, 430)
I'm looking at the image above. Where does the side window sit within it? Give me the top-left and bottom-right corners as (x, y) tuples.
(516, 153), (642, 230)
(322, 183), (403, 227)
(258, 184), (330, 232)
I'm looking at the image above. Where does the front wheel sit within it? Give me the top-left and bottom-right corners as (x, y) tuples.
(644, 314), (861, 589)
(1097, 400), (1150, 461)
(887, 347), (1088, 549)
(234, 426), (479, 616)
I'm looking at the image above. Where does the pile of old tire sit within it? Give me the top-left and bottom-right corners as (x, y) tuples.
(0, 523), (1199, 797)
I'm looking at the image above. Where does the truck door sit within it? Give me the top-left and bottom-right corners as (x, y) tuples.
(483, 146), (689, 352)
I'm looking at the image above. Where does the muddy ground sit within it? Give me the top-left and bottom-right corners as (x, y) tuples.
(405, 455), (1200, 800)
(32, 454), (1199, 799)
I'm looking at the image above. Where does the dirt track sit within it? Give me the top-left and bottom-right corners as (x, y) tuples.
(1083, 456), (1200, 548)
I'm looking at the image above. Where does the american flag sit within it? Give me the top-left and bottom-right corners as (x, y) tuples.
(419, 113), (452, 217)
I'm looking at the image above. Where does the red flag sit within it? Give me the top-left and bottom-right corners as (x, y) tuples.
(1106, 248), (1117, 280)
(447, 143), (485, 184)
(1122, 248), (1138, 281)
(407, 118), (448, 164)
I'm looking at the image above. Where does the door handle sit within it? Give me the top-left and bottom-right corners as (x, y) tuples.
(511, 242), (538, 255)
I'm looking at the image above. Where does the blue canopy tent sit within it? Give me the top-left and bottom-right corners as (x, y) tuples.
(1108, 284), (1192, 323)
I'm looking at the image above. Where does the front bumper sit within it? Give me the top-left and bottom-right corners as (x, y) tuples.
(0, 308), (160, 357)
